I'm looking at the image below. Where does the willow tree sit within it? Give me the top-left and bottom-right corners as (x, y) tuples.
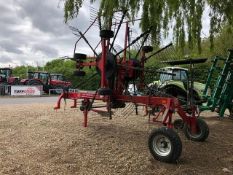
(63, 0), (233, 53)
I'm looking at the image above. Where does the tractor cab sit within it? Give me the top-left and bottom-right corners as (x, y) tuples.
(27, 71), (49, 85)
(0, 68), (19, 85)
(159, 67), (188, 83)
(150, 66), (207, 104)
(50, 74), (64, 81)
(0, 68), (12, 80)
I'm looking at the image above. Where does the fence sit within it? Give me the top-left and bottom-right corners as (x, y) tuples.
(48, 88), (79, 96)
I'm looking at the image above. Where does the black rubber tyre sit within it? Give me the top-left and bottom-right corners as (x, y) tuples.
(98, 88), (112, 95)
(173, 119), (184, 130)
(100, 30), (114, 39)
(142, 46), (153, 53)
(73, 70), (86, 76)
(183, 118), (209, 142)
(148, 127), (182, 163)
(12, 78), (20, 85)
(74, 53), (87, 60)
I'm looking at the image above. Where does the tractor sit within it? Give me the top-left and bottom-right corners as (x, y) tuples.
(149, 66), (209, 105)
(0, 68), (20, 85)
(54, 11), (209, 163)
(20, 71), (72, 93)
(0, 67), (20, 95)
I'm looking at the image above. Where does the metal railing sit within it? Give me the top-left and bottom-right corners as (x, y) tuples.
(48, 88), (79, 96)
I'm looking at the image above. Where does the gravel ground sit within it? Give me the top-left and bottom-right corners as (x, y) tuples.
(0, 100), (232, 175)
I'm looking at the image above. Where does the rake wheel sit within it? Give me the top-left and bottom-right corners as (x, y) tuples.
(74, 53), (87, 60)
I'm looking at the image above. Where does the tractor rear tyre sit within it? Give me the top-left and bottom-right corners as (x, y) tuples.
(100, 30), (114, 39)
(74, 53), (87, 60)
(148, 127), (182, 163)
(183, 118), (209, 142)
(27, 80), (43, 86)
(74, 70), (86, 76)
(142, 46), (153, 53)
(98, 88), (112, 95)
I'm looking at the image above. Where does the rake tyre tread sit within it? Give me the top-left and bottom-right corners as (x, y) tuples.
(183, 118), (209, 142)
(142, 46), (153, 53)
(100, 30), (114, 39)
(148, 127), (182, 163)
(74, 53), (87, 60)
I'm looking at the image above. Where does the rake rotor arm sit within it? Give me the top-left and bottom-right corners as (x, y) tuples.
(109, 10), (127, 52)
(145, 43), (173, 62)
(116, 28), (152, 58)
(73, 32), (98, 57)
(116, 64), (176, 76)
(135, 33), (150, 59)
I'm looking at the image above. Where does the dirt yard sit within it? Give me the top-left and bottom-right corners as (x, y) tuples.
(0, 99), (232, 175)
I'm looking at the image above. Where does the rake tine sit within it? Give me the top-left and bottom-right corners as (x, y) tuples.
(71, 16), (98, 56)
(73, 32), (98, 57)
(89, 6), (98, 12)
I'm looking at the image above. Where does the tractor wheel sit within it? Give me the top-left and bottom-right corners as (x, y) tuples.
(12, 79), (20, 85)
(100, 30), (114, 39)
(142, 46), (153, 53)
(27, 80), (43, 86)
(173, 119), (184, 130)
(183, 118), (209, 142)
(161, 86), (187, 102)
(148, 127), (182, 163)
(74, 70), (86, 76)
(74, 53), (86, 60)
(98, 88), (112, 95)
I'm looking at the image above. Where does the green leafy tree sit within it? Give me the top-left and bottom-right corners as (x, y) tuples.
(63, 0), (233, 53)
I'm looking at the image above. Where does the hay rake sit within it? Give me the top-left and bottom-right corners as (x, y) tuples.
(54, 10), (209, 163)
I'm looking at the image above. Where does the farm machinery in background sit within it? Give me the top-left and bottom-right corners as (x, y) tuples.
(149, 66), (208, 105)
(201, 49), (233, 118)
(20, 71), (72, 93)
(0, 67), (20, 85)
(54, 10), (209, 163)
(0, 67), (20, 95)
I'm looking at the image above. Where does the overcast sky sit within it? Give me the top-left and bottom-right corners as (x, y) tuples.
(0, 0), (102, 67)
(0, 0), (210, 68)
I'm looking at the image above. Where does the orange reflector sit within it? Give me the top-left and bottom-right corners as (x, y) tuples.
(162, 100), (167, 104)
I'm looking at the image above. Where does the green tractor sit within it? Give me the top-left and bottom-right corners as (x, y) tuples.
(150, 66), (208, 105)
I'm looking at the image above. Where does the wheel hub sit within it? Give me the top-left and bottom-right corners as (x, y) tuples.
(153, 135), (171, 156)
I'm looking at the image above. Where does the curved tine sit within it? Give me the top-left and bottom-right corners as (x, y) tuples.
(116, 28), (152, 61)
(94, 40), (101, 51)
(70, 17), (98, 56)
(73, 33), (98, 57)
(109, 10), (128, 52)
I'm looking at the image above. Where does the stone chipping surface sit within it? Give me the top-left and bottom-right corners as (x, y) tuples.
(0, 99), (232, 175)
